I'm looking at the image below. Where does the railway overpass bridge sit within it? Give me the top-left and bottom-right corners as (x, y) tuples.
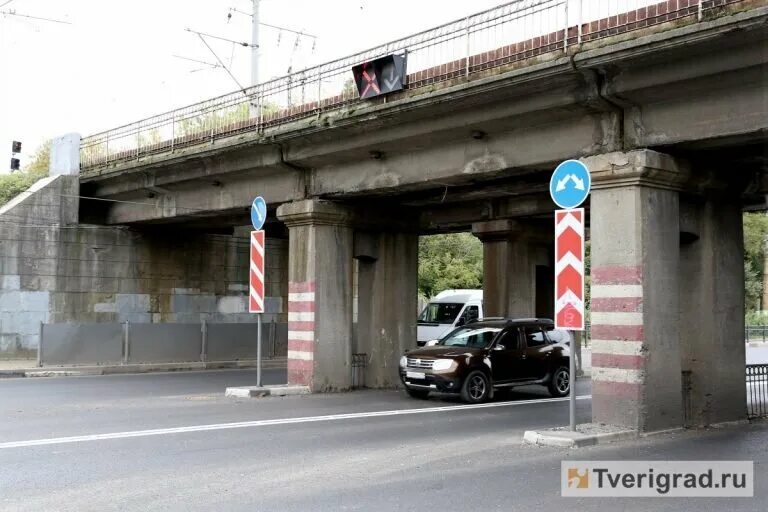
(2, 0), (767, 432)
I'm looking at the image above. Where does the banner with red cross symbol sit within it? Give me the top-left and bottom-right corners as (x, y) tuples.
(554, 208), (585, 330)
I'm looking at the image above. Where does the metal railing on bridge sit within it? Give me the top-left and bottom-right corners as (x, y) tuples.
(747, 364), (768, 419)
(79, 0), (743, 170)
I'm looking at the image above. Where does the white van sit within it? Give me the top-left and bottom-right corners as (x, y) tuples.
(416, 289), (483, 346)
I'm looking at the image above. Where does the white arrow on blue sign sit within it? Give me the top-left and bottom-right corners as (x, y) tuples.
(549, 160), (591, 209)
(251, 196), (267, 231)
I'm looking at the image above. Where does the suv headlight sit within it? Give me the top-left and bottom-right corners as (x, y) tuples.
(432, 359), (456, 371)
(399, 356), (407, 367)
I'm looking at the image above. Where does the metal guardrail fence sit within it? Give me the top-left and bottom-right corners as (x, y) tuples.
(38, 321), (288, 367)
(79, 0), (743, 169)
(747, 364), (768, 419)
(746, 325), (768, 342)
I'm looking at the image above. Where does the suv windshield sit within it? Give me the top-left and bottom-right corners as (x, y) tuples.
(418, 303), (463, 324)
(438, 326), (502, 348)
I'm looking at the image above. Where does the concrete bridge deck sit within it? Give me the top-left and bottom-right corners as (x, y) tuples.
(77, 0), (767, 229)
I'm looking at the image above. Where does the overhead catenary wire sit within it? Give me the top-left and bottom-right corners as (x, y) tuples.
(0, 9), (71, 25)
(227, 7), (317, 40)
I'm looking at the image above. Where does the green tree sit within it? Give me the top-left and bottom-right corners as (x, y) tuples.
(743, 212), (768, 317)
(419, 233), (483, 298)
(0, 141), (50, 207)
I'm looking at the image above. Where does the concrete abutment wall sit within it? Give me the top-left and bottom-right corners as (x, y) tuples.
(0, 176), (289, 358)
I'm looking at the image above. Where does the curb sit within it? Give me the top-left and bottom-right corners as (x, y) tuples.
(0, 370), (27, 379)
(25, 369), (104, 378)
(225, 384), (311, 398)
(1, 359), (287, 378)
(523, 428), (638, 448)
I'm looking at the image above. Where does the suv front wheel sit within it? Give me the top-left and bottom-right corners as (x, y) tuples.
(461, 370), (490, 403)
(548, 366), (570, 397)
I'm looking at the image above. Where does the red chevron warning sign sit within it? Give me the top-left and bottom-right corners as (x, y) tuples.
(249, 230), (266, 314)
(555, 208), (584, 330)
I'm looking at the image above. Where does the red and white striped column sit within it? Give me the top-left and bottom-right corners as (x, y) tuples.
(590, 265), (645, 403)
(287, 281), (316, 386)
(587, 150), (684, 431)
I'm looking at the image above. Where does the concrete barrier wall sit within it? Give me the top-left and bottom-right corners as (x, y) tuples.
(41, 324), (124, 366)
(39, 322), (288, 366)
(128, 323), (202, 364)
(207, 322), (287, 361)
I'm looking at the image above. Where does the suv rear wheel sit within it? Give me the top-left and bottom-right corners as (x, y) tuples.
(461, 370), (490, 403)
(548, 366), (570, 397)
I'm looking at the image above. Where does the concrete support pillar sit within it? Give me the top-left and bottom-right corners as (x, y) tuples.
(472, 219), (550, 318)
(355, 231), (418, 388)
(277, 200), (354, 391)
(586, 150), (687, 432)
(680, 196), (746, 426)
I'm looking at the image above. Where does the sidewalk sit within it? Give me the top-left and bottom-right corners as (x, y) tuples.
(0, 357), (287, 378)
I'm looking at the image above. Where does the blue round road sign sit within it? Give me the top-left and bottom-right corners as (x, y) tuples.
(549, 160), (591, 209)
(251, 196), (267, 231)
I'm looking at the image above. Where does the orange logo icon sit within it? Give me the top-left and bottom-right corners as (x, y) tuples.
(567, 468), (589, 489)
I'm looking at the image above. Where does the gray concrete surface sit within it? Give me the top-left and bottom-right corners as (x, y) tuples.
(0, 370), (765, 511)
(0, 173), (290, 356)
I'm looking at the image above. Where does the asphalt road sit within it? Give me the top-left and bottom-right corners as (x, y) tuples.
(0, 370), (765, 511)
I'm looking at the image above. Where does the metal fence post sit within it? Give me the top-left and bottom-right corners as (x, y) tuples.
(563, 0), (569, 52)
(171, 112), (176, 153)
(698, 0), (704, 21)
(465, 16), (471, 78)
(123, 321), (130, 365)
(201, 320), (208, 362)
(577, 0), (583, 44)
(37, 321), (43, 367)
(270, 318), (276, 358)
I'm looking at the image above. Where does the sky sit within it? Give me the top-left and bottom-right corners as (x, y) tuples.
(0, 0), (511, 172)
(0, 0), (659, 172)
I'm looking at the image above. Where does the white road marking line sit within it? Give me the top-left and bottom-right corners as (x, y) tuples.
(0, 395), (591, 450)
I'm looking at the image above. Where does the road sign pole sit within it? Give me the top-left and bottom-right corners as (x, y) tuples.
(550, 159), (591, 433)
(570, 335), (576, 431)
(257, 313), (263, 387)
(250, 196), (268, 389)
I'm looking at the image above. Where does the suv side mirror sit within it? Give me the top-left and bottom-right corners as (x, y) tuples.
(493, 344), (505, 351)
(456, 316), (466, 327)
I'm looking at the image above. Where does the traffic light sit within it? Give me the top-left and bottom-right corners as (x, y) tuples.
(10, 158), (20, 171)
(11, 141), (21, 154)
(351, 54), (407, 99)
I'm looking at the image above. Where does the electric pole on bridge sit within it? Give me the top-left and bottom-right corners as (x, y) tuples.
(251, 0), (260, 87)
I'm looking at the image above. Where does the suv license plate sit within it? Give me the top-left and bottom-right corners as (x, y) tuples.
(406, 371), (425, 380)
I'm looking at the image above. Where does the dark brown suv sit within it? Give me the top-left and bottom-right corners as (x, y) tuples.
(399, 318), (570, 403)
